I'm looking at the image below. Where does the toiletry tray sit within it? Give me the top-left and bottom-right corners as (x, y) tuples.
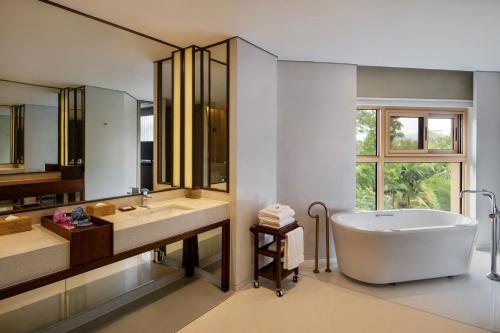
(41, 215), (113, 267)
(250, 222), (300, 297)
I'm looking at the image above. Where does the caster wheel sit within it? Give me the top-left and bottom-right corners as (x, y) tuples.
(253, 281), (260, 288)
(293, 275), (299, 283)
(276, 289), (284, 297)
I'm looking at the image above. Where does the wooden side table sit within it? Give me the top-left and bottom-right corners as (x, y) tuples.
(250, 221), (300, 297)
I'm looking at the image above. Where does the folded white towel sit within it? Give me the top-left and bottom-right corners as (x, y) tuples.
(258, 206), (295, 220)
(259, 216), (295, 228)
(284, 227), (304, 270)
(265, 203), (288, 213)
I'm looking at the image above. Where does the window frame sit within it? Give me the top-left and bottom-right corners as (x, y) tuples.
(356, 106), (468, 213)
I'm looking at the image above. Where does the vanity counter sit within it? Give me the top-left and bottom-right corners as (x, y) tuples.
(101, 197), (229, 254)
(0, 225), (70, 289)
(0, 197), (230, 298)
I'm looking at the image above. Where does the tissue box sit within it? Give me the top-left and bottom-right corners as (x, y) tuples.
(0, 215), (32, 236)
(86, 202), (116, 217)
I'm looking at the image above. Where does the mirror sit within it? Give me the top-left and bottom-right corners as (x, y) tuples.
(0, 1), (180, 213)
(203, 42), (229, 192)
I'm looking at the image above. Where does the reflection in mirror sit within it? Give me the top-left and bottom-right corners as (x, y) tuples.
(0, 0), (180, 213)
(204, 42), (229, 191)
(157, 51), (182, 189)
(140, 101), (154, 190)
(0, 104), (24, 167)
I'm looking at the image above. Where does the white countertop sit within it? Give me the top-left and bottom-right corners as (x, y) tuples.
(102, 197), (229, 254)
(0, 197), (229, 289)
(0, 225), (70, 289)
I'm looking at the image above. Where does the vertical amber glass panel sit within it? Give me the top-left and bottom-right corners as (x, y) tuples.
(184, 47), (193, 188)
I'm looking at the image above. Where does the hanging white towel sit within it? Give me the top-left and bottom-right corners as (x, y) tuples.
(258, 206), (295, 221)
(284, 227), (304, 270)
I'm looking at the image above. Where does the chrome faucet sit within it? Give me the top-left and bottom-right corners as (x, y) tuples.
(140, 188), (152, 207)
(460, 189), (500, 281)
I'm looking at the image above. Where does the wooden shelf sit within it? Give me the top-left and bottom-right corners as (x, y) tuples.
(258, 261), (294, 282)
(257, 242), (284, 258)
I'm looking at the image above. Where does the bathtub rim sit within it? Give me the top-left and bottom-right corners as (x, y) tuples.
(331, 209), (478, 235)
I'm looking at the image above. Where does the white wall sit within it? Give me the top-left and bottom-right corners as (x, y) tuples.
(85, 86), (138, 200)
(277, 61), (357, 259)
(24, 104), (58, 172)
(473, 71), (500, 249)
(229, 38), (278, 289)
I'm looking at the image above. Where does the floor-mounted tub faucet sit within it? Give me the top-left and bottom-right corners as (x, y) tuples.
(460, 189), (500, 281)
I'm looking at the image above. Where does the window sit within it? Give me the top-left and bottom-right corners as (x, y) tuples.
(140, 115), (154, 142)
(355, 107), (466, 213)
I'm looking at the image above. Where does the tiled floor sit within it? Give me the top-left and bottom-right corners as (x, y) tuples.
(180, 275), (486, 333)
(301, 249), (500, 332)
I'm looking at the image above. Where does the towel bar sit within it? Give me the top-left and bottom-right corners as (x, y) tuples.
(308, 201), (331, 273)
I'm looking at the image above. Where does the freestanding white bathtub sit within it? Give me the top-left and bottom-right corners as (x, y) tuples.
(331, 210), (478, 284)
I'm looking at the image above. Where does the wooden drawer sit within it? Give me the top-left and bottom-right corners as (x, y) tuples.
(41, 215), (113, 267)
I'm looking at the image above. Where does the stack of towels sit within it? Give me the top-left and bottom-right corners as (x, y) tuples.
(258, 203), (295, 228)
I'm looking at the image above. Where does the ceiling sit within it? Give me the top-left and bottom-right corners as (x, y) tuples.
(50, 0), (500, 72)
(0, 1), (176, 101)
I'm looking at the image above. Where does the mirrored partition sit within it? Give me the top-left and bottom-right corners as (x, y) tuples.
(0, 1), (181, 213)
(204, 42), (229, 192)
(187, 42), (230, 192)
(157, 51), (182, 188)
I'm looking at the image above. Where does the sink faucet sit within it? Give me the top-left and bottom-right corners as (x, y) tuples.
(460, 189), (500, 281)
(140, 188), (152, 208)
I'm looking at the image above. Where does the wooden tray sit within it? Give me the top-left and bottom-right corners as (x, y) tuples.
(41, 215), (113, 267)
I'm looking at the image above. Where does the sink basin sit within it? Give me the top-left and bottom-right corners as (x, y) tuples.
(128, 204), (194, 220)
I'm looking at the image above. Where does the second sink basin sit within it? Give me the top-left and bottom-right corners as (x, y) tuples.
(128, 204), (194, 220)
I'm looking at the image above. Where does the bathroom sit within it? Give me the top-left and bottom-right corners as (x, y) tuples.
(1, 1), (500, 332)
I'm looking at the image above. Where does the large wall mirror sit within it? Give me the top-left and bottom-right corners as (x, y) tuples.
(187, 42), (229, 192)
(0, 1), (180, 213)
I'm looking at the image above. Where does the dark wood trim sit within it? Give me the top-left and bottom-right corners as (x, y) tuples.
(202, 38), (233, 50)
(182, 235), (199, 277)
(0, 78), (62, 90)
(221, 220), (230, 291)
(156, 61), (163, 185)
(0, 179), (84, 201)
(210, 58), (227, 66)
(0, 219), (230, 300)
(0, 187), (180, 217)
(37, 0), (181, 50)
(225, 41), (230, 193)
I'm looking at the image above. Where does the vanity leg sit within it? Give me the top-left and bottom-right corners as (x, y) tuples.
(221, 220), (230, 292)
(276, 235), (282, 291)
(182, 236), (199, 277)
